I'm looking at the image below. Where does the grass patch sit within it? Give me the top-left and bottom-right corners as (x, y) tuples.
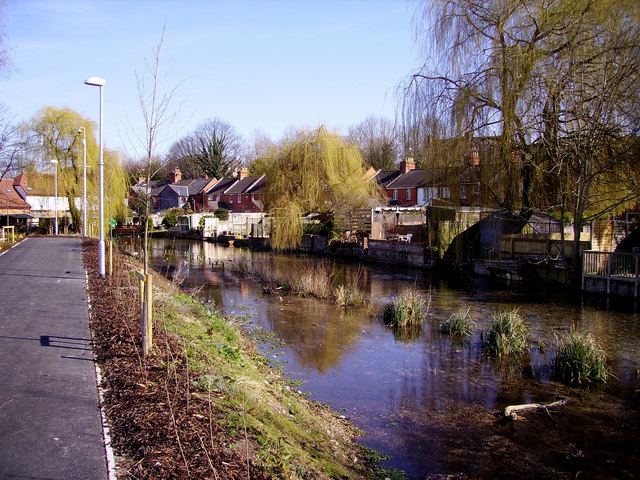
(553, 327), (609, 384)
(382, 289), (428, 327)
(482, 308), (529, 356)
(439, 307), (474, 338)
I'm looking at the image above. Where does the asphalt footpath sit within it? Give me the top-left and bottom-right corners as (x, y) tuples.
(0, 237), (109, 480)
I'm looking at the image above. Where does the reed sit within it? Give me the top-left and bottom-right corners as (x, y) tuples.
(334, 285), (364, 307)
(439, 307), (474, 337)
(553, 327), (609, 384)
(230, 258), (335, 299)
(334, 264), (365, 307)
(482, 309), (529, 356)
(383, 289), (427, 327)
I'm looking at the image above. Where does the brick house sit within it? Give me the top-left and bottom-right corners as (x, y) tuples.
(204, 169), (266, 213)
(373, 156), (483, 208)
(131, 168), (217, 212)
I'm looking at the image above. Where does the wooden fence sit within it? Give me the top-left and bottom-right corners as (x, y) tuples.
(334, 209), (372, 234)
(582, 251), (640, 297)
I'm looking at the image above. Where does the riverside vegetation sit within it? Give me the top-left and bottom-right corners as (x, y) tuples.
(83, 239), (400, 480)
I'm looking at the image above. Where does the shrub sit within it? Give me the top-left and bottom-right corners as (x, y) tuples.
(214, 208), (229, 221)
(162, 207), (184, 227)
(383, 289), (427, 327)
(553, 327), (609, 384)
(482, 309), (529, 356)
(439, 307), (474, 337)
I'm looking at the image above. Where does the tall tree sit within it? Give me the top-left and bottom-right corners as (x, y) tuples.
(404, 0), (640, 266)
(166, 117), (244, 179)
(264, 127), (382, 249)
(27, 107), (128, 232)
(347, 115), (399, 170)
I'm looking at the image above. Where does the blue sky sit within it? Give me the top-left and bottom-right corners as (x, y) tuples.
(2, 0), (420, 158)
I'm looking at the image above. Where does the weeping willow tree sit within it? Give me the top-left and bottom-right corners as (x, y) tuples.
(264, 127), (382, 250)
(27, 106), (129, 232)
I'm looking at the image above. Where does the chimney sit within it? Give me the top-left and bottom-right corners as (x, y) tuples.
(237, 167), (249, 180)
(170, 167), (182, 183)
(399, 158), (415, 173)
(469, 150), (480, 166)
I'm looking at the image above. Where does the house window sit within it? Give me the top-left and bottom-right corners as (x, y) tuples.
(237, 194), (242, 203)
(473, 184), (481, 195)
(216, 195), (220, 201)
(406, 189), (411, 201)
(207, 195), (212, 201)
(251, 194), (255, 202)
(393, 189), (398, 200)
(441, 187), (450, 199)
(460, 187), (467, 200)
(229, 197), (233, 204)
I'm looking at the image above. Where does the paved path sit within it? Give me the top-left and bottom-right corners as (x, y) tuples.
(0, 237), (108, 479)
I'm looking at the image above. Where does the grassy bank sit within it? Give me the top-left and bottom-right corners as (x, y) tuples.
(83, 239), (395, 480)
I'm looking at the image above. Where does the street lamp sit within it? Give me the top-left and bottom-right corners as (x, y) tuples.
(50, 159), (58, 235)
(84, 76), (105, 277)
(78, 127), (88, 237)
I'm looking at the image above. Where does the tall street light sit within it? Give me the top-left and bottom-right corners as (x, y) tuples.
(50, 159), (58, 235)
(85, 76), (106, 277)
(78, 127), (88, 237)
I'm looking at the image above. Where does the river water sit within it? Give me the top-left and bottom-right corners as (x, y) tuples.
(132, 238), (639, 480)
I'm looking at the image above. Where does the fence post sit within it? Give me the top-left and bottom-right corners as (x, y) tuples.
(606, 253), (612, 295)
(635, 253), (639, 298)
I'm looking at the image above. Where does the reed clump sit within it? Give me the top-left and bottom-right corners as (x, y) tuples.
(482, 309), (529, 356)
(553, 327), (609, 384)
(439, 307), (474, 338)
(382, 289), (428, 327)
(334, 285), (364, 307)
(230, 258), (335, 299)
(333, 264), (365, 307)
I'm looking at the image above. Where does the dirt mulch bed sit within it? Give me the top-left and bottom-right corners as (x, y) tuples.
(83, 239), (274, 480)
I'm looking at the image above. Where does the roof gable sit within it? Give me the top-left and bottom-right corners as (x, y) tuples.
(225, 175), (264, 195)
(206, 177), (238, 195)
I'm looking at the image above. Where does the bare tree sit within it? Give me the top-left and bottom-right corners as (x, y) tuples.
(347, 115), (399, 170)
(129, 25), (183, 276)
(166, 117), (244, 180)
(0, 113), (23, 181)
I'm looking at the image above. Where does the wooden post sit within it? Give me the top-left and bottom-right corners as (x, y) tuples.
(135, 270), (153, 355)
(146, 274), (153, 351)
(108, 240), (113, 276)
(138, 271), (144, 312)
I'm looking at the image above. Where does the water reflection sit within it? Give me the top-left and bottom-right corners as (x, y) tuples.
(126, 238), (640, 480)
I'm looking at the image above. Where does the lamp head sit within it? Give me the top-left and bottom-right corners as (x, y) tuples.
(84, 76), (106, 87)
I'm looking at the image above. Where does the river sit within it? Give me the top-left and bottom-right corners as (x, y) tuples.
(130, 237), (639, 479)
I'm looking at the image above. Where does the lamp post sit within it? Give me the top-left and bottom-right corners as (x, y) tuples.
(84, 76), (105, 277)
(50, 159), (58, 235)
(78, 127), (88, 237)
